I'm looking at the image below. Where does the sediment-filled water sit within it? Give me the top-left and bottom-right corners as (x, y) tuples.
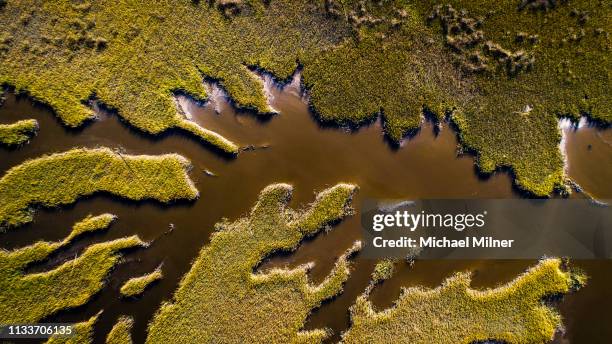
(1, 75), (610, 343)
(560, 117), (612, 200)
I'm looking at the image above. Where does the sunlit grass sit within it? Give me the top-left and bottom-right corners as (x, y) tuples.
(0, 214), (146, 323)
(120, 266), (163, 298)
(0, 119), (38, 146)
(342, 258), (585, 344)
(0, 147), (198, 229)
(45, 312), (101, 344)
(0, 1), (349, 154)
(2, 1), (608, 194)
(303, 0), (610, 196)
(146, 183), (360, 343)
(106, 316), (134, 344)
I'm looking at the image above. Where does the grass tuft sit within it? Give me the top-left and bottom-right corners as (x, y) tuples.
(106, 316), (134, 344)
(120, 266), (163, 298)
(0, 119), (38, 146)
(370, 259), (395, 284)
(45, 311), (101, 344)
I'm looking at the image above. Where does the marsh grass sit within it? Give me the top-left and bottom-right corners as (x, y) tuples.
(370, 259), (395, 284)
(0, 147), (198, 229)
(146, 183), (361, 343)
(120, 266), (163, 298)
(0, 119), (38, 146)
(0, 1), (349, 153)
(0, 214), (146, 323)
(106, 316), (134, 344)
(341, 258), (585, 344)
(301, 19), (462, 143)
(1, 1), (608, 194)
(304, 0), (610, 196)
(46, 312), (101, 344)
(420, 0), (611, 196)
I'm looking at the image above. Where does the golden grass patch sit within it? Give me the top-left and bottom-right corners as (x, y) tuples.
(120, 266), (163, 298)
(106, 316), (134, 344)
(45, 312), (101, 344)
(0, 119), (38, 146)
(0, 214), (146, 323)
(342, 258), (585, 344)
(0, 147), (198, 229)
(146, 183), (360, 343)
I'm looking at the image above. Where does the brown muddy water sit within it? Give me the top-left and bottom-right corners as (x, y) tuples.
(0, 74), (611, 343)
(560, 118), (612, 200)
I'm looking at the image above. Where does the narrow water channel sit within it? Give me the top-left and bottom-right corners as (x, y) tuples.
(0, 75), (610, 343)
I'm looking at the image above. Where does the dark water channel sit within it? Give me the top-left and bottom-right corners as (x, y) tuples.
(0, 75), (610, 343)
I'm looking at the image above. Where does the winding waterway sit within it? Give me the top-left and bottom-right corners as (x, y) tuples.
(1, 74), (610, 343)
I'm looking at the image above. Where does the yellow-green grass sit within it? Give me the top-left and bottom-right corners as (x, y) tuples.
(302, 0), (610, 196)
(120, 266), (163, 298)
(302, 7), (462, 141)
(0, 1), (350, 154)
(146, 183), (360, 343)
(0, 147), (198, 229)
(0, 214), (146, 323)
(106, 316), (134, 344)
(341, 258), (585, 344)
(46, 311), (101, 344)
(370, 259), (395, 284)
(1, 1), (609, 194)
(0, 118), (38, 146)
(421, 0), (610, 196)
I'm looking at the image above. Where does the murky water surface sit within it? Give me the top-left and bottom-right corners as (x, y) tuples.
(1, 77), (610, 343)
(561, 118), (612, 199)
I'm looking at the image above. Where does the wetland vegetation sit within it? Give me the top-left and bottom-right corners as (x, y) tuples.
(144, 182), (584, 343)
(0, 118), (38, 146)
(0, 214), (145, 323)
(0, 147), (198, 229)
(120, 267), (163, 298)
(45, 312), (100, 344)
(146, 183), (583, 343)
(146, 183), (361, 343)
(0, 0), (609, 343)
(342, 258), (584, 343)
(106, 316), (134, 344)
(1, 0), (609, 195)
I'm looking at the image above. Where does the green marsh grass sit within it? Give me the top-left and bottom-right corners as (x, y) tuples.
(342, 258), (584, 344)
(146, 183), (360, 343)
(120, 266), (163, 298)
(0, 147), (198, 229)
(2, 1), (606, 194)
(106, 316), (134, 344)
(45, 312), (101, 344)
(0, 1), (350, 154)
(0, 214), (146, 323)
(304, 0), (610, 196)
(0, 119), (38, 146)
(370, 259), (395, 284)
